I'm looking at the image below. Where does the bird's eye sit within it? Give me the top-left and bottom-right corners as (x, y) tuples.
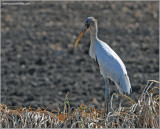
(85, 23), (90, 28)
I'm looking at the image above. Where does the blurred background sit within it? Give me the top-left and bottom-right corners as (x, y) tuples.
(1, 1), (159, 111)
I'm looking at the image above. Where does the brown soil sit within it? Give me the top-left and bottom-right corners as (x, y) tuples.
(1, 1), (159, 111)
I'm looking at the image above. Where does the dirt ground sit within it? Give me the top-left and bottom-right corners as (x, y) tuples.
(1, 1), (159, 111)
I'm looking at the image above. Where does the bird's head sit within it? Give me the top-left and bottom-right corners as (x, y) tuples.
(84, 17), (97, 28)
(75, 17), (97, 48)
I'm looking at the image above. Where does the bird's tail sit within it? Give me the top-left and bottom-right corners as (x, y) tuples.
(120, 74), (132, 94)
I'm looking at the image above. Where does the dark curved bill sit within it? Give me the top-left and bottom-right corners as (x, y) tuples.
(74, 27), (88, 48)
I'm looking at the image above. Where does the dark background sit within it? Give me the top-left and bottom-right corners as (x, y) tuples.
(1, 1), (159, 111)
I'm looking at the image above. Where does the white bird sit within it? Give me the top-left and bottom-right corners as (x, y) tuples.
(74, 17), (132, 115)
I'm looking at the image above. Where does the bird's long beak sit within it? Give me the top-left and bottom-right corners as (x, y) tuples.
(75, 27), (88, 48)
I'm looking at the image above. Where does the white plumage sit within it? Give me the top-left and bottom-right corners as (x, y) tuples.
(93, 39), (131, 94)
(75, 17), (132, 115)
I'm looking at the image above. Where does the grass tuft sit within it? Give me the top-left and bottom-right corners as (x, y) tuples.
(1, 80), (159, 128)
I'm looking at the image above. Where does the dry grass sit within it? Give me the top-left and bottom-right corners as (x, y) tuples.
(1, 80), (159, 128)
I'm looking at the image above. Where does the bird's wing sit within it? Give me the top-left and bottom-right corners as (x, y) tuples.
(95, 40), (131, 94)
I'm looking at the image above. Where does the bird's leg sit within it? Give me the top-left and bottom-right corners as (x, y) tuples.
(104, 78), (110, 117)
(119, 95), (122, 112)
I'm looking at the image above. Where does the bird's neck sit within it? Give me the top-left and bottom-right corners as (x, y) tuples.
(90, 31), (98, 43)
(89, 26), (98, 60)
(89, 25), (98, 42)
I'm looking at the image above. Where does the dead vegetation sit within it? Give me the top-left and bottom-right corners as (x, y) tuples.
(1, 80), (159, 128)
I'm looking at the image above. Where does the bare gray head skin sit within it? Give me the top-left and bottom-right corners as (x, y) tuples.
(84, 17), (98, 34)
(84, 17), (97, 27)
(75, 17), (98, 48)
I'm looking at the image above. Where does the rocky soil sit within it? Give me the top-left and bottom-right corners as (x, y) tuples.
(1, 1), (159, 111)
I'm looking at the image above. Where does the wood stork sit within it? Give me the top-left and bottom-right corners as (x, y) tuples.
(74, 17), (132, 115)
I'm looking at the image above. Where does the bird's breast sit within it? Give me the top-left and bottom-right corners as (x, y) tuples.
(89, 48), (96, 60)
